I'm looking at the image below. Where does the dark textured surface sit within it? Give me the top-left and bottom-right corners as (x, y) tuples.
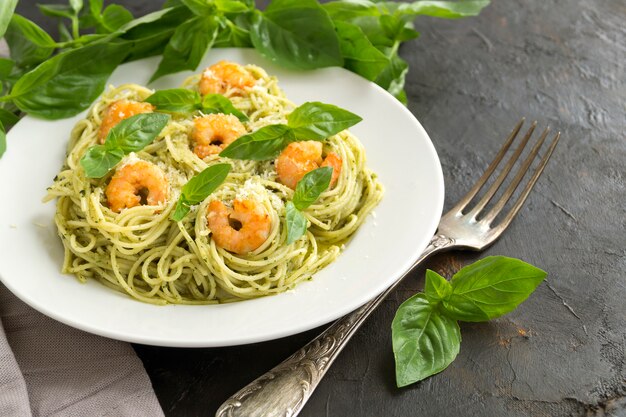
(18, 0), (626, 416)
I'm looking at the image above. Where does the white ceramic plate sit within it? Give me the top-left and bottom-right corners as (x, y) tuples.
(0, 48), (443, 347)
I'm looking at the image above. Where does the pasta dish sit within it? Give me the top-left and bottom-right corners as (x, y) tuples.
(45, 61), (383, 305)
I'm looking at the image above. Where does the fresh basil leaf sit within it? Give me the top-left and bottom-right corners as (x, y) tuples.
(219, 124), (293, 160)
(89, 0), (104, 16)
(380, 14), (419, 42)
(348, 15), (396, 51)
(144, 88), (200, 113)
(215, 0), (250, 13)
(150, 15), (219, 82)
(105, 113), (170, 153)
(424, 269), (452, 303)
(80, 145), (124, 178)
(287, 102), (362, 141)
(378, 1), (490, 19)
(70, 0), (84, 14)
(375, 53), (408, 103)
(0, 0), (17, 39)
(180, 163), (231, 204)
(118, 7), (193, 63)
(0, 122), (6, 157)
(201, 94), (248, 121)
(171, 198), (191, 222)
(392, 294), (461, 387)
(9, 42), (127, 119)
(292, 167), (333, 210)
(285, 201), (308, 244)
(37, 4), (74, 19)
(0, 108), (19, 127)
(100, 5), (134, 32)
(0, 59), (14, 80)
(180, 0), (214, 16)
(250, 0), (343, 70)
(442, 256), (547, 322)
(213, 18), (253, 48)
(334, 20), (390, 81)
(5, 15), (56, 68)
(323, 0), (379, 20)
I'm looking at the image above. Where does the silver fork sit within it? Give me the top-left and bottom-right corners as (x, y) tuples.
(216, 119), (561, 417)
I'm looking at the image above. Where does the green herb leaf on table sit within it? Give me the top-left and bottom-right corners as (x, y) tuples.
(287, 102), (362, 141)
(179, 0), (215, 16)
(214, 0), (251, 13)
(219, 124), (293, 160)
(392, 256), (545, 387)
(202, 94), (249, 121)
(250, 0), (343, 70)
(322, 0), (379, 21)
(0, 0), (17, 39)
(171, 163), (231, 221)
(80, 113), (170, 178)
(392, 293), (461, 387)
(442, 256), (547, 322)
(377, 1), (490, 19)
(285, 201), (308, 244)
(144, 88), (201, 114)
(334, 20), (390, 82)
(37, 4), (74, 20)
(0, 108), (19, 127)
(150, 15), (219, 82)
(8, 42), (128, 119)
(424, 269), (452, 303)
(292, 166), (333, 210)
(4, 15), (56, 68)
(98, 5), (134, 33)
(0, 122), (6, 157)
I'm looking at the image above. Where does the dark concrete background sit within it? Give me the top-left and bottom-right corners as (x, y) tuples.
(17, 0), (626, 416)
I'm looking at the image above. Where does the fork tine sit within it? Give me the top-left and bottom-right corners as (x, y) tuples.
(480, 127), (552, 225)
(490, 132), (561, 234)
(450, 118), (525, 214)
(466, 121), (538, 219)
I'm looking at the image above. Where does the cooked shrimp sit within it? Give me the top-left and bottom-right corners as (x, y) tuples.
(275, 141), (343, 190)
(199, 61), (256, 95)
(105, 161), (168, 213)
(192, 114), (246, 159)
(98, 100), (154, 144)
(206, 199), (271, 254)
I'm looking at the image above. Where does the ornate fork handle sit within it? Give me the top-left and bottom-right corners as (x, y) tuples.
(216, 234), (455, 417)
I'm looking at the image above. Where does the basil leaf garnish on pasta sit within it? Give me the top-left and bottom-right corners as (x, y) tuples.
(144, 88), (200, 113)
(292, 166), (333, 210)
(144, 89), (248, 121)
(285, 201), (308, 244)
(80, 113), (170, 178)
(220, 102), (361, 160)
(171, 163), (231, 221)
(201, 93), (249, 121)
(80, 145), (124, 178)
(287, 101), (362, 141)
(219, 124), (293, 160)
(105, 112), (170, 152)
(286, 167), (333, 242)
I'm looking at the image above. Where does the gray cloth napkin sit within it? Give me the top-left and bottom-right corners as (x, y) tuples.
(0, 283), (165, 417)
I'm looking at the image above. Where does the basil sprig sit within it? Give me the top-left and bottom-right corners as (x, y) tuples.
(80, 113), (170, 178)
(144, 89), (248, 121)
(0, 0), (489, 156)
(171, 163), (231, 221)
(285, 166), (333, 244)
(392, 256), (546, 387)
(220, 102), (361, 160)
